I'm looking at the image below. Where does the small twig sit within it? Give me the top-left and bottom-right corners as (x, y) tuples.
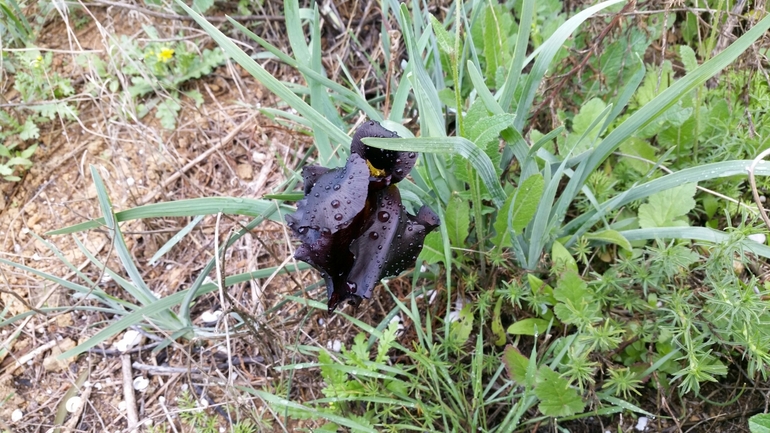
(121, 354), (139, 432)
(0, 339), (59, 380)
(748, 147), (770, 231)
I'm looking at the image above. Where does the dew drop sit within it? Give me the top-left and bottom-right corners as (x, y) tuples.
(333, 184), (341, 191)
(331, 200), (341, 208)
(395, 168), (404, 176)
(321, 227), (330, 235)
(314, 192), (320, 197)
(408, 152), (416, 158)
(378, 245), (383, 250)
(369, 232), (379, 240)
(334, 213), (344, 221)
(378, 211), (390, 222)
(298, 227), (308, 234)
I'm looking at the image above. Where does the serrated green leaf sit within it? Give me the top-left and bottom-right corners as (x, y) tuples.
(429, 15), (454, 56)
(156, 98), (181, 130)
(565, 98), (607, 154)
(507, 318), (550, 336)
(444, 193), (470, 246)
(183, 89), (204, 107)
(534, 366), (585, 417)
(638, 183), (697, 229)
(679, 45), (698, 74)
(553, 271), (600, 327)
(19, 118), (39, 140)
(619, 137), (657, 174)
(584, 229), (632, 252)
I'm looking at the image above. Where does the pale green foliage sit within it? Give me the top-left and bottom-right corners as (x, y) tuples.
(534, 366), (585, 417)
(638, 183), (697, 228)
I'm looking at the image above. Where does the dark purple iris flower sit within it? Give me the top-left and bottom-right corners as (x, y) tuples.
(286, 121), (440, 313)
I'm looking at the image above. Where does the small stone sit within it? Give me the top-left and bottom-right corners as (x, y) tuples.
(236, 163), (253, 180)
(65, 396), (83, 413)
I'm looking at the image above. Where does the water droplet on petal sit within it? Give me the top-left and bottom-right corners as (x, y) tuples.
(333, 184), (341, 191)
(369, 232), (379, 240)
(408, 152), (416, 158)
(331, 200), (340, 208)
(334, 213), (344, 221)
(378, 211), (390, 222)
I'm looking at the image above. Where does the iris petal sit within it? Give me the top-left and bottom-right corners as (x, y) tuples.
(287, 120), (440, 313)
(347, 186), (440, 301)
(350, 121), (418, 183)
(285, 153), (370, 241)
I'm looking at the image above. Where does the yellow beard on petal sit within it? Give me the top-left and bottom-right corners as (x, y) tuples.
(366, 160), (387, 177)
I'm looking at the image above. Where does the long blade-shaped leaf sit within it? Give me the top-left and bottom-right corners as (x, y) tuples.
(364, 136), (506, 207)
(174, 0), (349, 164)
(47, 198), (290, 235)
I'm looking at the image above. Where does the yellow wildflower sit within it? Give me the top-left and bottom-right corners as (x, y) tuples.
(156, 47), (174, 63)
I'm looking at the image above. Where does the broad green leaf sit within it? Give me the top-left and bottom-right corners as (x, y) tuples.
(619, 137), (657, 174)
(19, 143), (38, 159)
(491, 296), (506, 346)
(418, 231), (444, 265)
(492, 173), (545, 248)
(565, 98), (607, 154)
(507, 318), (550, 336)
(534, 366), (585, 417)
(584, 230), (632, 252)
(638, 183), (697, 228)
(551, 240), (578, 275)
(450, 304), (474, 346)
(502, 345), (530, 385)
(445, 193), (470, 246)
(749, 414), (770, 433)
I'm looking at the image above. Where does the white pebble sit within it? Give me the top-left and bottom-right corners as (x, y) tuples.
(200, 310), (222, 324)
(65, 396), (83, 413)
(326, 339), (342, 352)
(635, 416), (648, 431)
(132, 376), (149, 391)
(118, 401), (127, 411)
(11, 409), (23, 422)
(126, 177), (135, 186)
